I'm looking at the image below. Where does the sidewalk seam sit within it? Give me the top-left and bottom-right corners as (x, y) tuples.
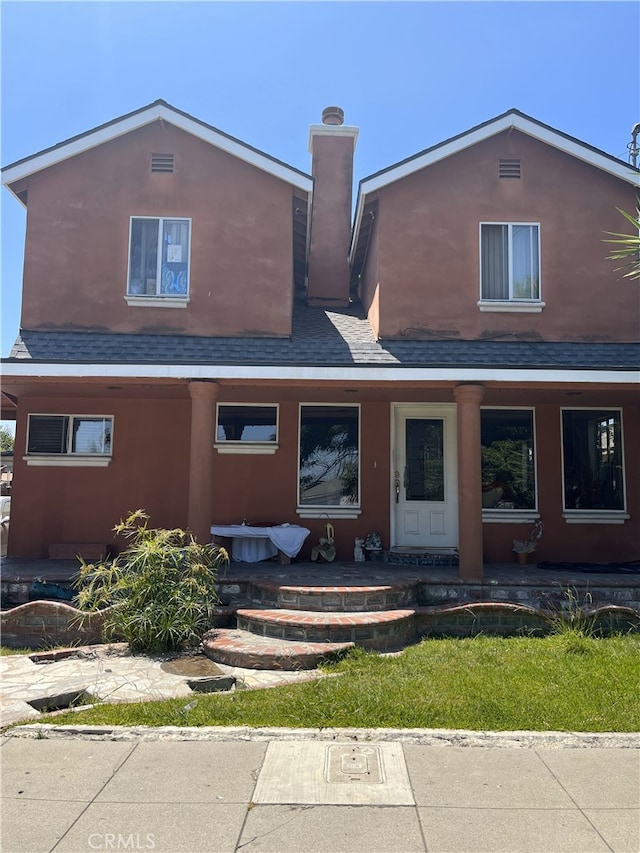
(48, 742), (139, 853)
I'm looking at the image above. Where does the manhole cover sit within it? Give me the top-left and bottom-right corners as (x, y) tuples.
(160, 656), (225, 677)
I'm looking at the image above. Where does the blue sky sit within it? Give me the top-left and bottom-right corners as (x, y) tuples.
(1, 0), (639, 379)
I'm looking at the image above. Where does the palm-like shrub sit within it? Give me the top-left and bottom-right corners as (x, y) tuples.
(605, 208), (640, 280)
(74, 510), (228, 653)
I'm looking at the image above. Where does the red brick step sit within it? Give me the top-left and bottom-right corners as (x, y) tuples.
(236, 607), (416, 650)
(246, 579), (418, 612)
(202, 628), (354, 671)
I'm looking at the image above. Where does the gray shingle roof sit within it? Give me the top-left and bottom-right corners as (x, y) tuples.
(5, 303), (639, 371)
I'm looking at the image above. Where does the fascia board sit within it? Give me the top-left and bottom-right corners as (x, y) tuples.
(1, 362), (637, 385)
(1, 104), (313, 193)
(349, 189), (366, 266)
(358, 114), (640, 197)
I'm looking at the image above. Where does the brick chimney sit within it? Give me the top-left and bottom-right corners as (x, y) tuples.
(306, 107), (358, 307)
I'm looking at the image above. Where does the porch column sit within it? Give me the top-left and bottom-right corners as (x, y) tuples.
(187, 380), (218, 543)
(453, 383), (485, 580)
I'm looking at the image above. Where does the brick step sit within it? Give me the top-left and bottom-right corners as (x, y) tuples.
(371, 550), (459, 568)
(246, 579), (418, 612)
(202, 628), (354, 671)
(236, 607), (416, 650)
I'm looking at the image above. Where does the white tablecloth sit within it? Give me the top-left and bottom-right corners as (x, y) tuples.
(210, 524), (311, 562)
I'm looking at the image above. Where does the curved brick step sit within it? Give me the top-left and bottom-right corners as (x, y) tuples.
(236, 608), (416, 650)
(246, 579), (419, 612)
(247, 578), (418, 613)
(202, 628), (354, 671)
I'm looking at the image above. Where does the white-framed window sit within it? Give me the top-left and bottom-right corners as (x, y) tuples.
(25, 415), (113, 467)
(481, 408), (539, 522)
(126, 217), (191, 305)
(297, 404), (361, 519)
(215, 404), (279, 455)
(561, 408), (628, 524)
(478, 223), (543, 312)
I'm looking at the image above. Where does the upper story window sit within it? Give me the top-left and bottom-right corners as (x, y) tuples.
(215, 405), (279, 455)
(127, 217), (190, 302)
(297, 405), (361, 519)
(478, 223), (543, 313)
(25, 415), (113, 467)
(562, 409), (628, 524)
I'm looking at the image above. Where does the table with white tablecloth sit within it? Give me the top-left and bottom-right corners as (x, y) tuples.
(210, 524), (311, 563)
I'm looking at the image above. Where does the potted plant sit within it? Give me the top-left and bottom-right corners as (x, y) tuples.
(513, 520), (543, 565)
(311, 521), (336, 563)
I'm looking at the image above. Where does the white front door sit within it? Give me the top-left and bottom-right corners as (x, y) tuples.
(392, 405), (458, 549)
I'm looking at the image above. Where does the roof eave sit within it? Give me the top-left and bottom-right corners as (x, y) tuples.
(359, 111), (640, 198)
(1, 360), (638, 386)
(1, 100), (313, 194)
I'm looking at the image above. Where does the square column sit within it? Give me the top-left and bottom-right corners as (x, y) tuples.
(453, 384), (485, 580)
(187, 381), (218, 543)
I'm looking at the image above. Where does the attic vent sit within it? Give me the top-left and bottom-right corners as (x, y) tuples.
(151, 154), (174, 173)
(499, 159), (521, 179)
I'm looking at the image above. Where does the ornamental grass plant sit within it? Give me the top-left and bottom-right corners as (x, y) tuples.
(73, 510), (228, 654)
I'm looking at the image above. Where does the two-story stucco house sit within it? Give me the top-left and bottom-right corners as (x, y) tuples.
(1, 102), (638, 578)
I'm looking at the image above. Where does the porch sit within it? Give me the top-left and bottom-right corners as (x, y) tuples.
(2, 556), (638, 663)
(2, 555), (639, 611)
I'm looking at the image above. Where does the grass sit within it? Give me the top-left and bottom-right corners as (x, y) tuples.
(1, 646), (35, 656)
(42, 633), (640, 732)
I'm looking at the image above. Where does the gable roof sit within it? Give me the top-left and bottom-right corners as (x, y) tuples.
(1, 99), (314, 203)
(350, 108), (640, 269)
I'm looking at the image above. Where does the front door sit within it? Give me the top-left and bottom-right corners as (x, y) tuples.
(392, 405), (458, 549)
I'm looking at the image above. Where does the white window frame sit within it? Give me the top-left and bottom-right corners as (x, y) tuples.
(481, 406), (540, 523)
(297, 403), (362, 519)
(478, 222), (545, 313)
(214, 403), (279, 455)
(560, 407), (629, 524)
(125, 216), (191, 308)
(24, 414), (114, 467)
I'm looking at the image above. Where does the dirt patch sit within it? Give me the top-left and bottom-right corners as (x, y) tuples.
(161, 656), (225, 677)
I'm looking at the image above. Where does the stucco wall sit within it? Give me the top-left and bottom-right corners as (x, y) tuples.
(19, 122), (295, 337)
(307, 133), (354, 306)
(371, 130), (639, 342)
(9, 396), (191, 558)
(7, 387), (638, 565)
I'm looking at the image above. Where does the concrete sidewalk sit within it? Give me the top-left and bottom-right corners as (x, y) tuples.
(2, 727), (639, 853)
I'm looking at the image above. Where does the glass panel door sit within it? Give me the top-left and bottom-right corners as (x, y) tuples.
(393, 405), (458, 549)
(405, 419), (444, 501)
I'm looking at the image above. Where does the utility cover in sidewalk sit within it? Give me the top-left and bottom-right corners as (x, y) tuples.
(325, 744), (384, 784)
(253, 741), (414, 805)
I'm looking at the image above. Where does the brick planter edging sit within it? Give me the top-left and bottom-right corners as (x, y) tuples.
(414, 601), (640, 638)
(0, 600), (115, 649)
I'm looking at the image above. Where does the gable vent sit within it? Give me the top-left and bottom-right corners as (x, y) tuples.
(151, 153), (174, 173)
(499, 159), (521, 179)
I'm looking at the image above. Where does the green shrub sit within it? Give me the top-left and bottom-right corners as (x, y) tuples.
(74, 510), (228, 653)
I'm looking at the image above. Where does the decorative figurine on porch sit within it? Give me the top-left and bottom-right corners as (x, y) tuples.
(354, 537), (365, 562)
(364, 531), (382, 552)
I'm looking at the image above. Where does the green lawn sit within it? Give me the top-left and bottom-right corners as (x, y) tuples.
(1, 647), (33, 656)
(46, 633), (640, 732)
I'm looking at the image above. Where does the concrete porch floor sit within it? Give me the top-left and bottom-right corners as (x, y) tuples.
(2, 554), (640, 587)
